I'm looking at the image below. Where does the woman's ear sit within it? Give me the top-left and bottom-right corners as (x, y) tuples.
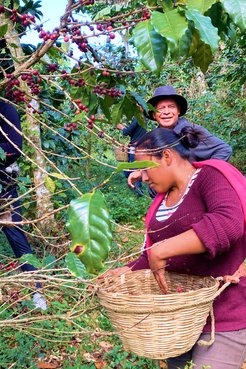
(162, 149), (173, 165)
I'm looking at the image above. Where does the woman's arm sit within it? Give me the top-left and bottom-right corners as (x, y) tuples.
(148, 229), (206, 293)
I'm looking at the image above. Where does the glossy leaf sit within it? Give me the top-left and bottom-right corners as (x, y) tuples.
(206, 2), (229, 36)
(116, 160), (160, 173)
(221, 0), (246, 31)
(132, 19), (167, 73)
(66, 191), (112, 275)
(0, 24), (8, 38)
(151, 10), (188, 49)
(65, 252), (86, 278)
(128, 90), (149, 116)
(19, 254), (43, 268)
(185, 9), (220, 52)
(186, 0), (216, 14)
(98, 97), (111, 122)
(192, 43), (213, 73)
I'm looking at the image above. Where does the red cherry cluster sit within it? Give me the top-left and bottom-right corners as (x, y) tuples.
(142, 9), (151, 20)
(98, 130), (105, 138)
(19, 13), (36, 26)
(0, 5), (5, 13)
(70, 25), (90, 53)
(93, 83), (122, 98)
(75, 99), (89, 112)
(0, 261), (18, 271)
(8, 8), (36, 26)
(87, 114), (95, 129)
(6, 76), (26, 102)
(46, 63), (58, 73)
(64, 122), (78, 132)
(39, 28), (59, 41)
(9, 8), (18, 22)
(21, 70), (41, 95)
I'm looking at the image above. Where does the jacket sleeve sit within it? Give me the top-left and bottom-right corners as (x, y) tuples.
(0, 103), (22, 158)
(121, 118), (138, 138)
(190, 125), (232, 161)
(192, 167), (244, 258)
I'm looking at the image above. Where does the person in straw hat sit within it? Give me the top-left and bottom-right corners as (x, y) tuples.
(127, 85), (232, 193)
(106, 126), (246, 369)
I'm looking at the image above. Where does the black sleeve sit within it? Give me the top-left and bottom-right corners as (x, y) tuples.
(0, 103), (22, 160)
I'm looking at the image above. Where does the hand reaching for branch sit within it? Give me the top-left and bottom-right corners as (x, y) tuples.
(127, 170), (142, 189)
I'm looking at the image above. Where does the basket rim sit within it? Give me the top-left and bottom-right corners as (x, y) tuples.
(97, 270), (220, 314)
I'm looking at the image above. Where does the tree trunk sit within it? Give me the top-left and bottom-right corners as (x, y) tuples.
(4, 15), (55, 232)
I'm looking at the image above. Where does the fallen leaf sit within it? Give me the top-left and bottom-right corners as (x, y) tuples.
(37, 362), (60, 369)
(95, 360), (106, 369)
(99, 341), (114, 351)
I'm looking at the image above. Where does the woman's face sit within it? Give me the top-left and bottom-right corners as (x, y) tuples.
(135, 152), (171, 193)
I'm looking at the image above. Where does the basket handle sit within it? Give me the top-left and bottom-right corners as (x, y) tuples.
(198, 262), (246, 347)
(197, 280), (231, 347)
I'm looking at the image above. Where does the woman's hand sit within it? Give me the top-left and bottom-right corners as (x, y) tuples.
(148, 241), (168, 294)
(98, 266), (132, 280)
(127, 170), (142, 189)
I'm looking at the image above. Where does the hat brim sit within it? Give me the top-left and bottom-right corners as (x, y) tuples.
(144, 94), (188, 120)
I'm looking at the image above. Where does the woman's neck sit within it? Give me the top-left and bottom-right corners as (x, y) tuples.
(167, 161), (196, 206)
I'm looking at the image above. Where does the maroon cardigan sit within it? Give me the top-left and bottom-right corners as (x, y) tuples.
(128, 166), (246, 332)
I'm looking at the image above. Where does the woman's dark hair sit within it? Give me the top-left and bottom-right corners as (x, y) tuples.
(135, 127), (201, 159)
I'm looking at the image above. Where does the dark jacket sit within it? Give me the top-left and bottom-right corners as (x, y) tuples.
(173, 118), (232, 161)
(122, 117), (147, 145)
(0, 102), (22, 167)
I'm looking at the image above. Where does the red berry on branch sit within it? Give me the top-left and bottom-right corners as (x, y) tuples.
(74, 245), (84, 254)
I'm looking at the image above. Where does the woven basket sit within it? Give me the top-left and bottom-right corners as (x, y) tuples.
(113, 146), (128, 162)
(97, 269), (223, 359)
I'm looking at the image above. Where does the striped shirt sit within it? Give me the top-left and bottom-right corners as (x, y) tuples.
(156, 169), (201, 222)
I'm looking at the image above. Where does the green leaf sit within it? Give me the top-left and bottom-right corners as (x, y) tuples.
(221, 0), (246, 31)
(19, 254), (43, 268)
(0, 147), (6, 161)
(43, 255), (56, 269)
(158, 0), (174, 12)
(111, 101), (123, 125)
(151, 10), (188, 49)
(128, 90), (149, 115)
(116, 160), (160, 173)
(65, 252), (86, 278)
(206, 2), (229, 36)
(98, 97), (111, 121)
(93, 6), (112, 20)
(66, 191), (112, 275)
(192, 42), (213, 73)
(44, 176), (56, 194)
(185, 9), (220, 53)
(186, 0), (217, 14)
(132, 19), (167, 73)
(0, 24), (8, 38)
(188, 28), (201, 55)
(9, 43), (18, 49)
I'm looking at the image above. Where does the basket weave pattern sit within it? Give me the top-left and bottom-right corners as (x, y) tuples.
(113, 146), (128, 162)
(97, 269), (220, 359)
